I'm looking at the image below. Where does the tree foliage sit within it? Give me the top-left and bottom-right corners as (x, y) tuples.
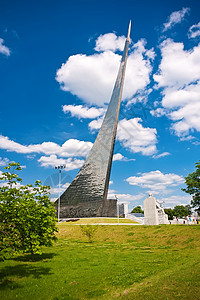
(80, 225), (97, 243)
(164, 205), (191, 219)
(182, 160), (200, 213)
(0, 163), (58, 261)
(164, 208), (174, 220)
(173, 205), (191, 218)
(131, 206), (144, 214)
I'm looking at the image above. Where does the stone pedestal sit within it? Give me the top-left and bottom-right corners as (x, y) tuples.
(144, 194), (159, 225)
(55, 198), (117, 218)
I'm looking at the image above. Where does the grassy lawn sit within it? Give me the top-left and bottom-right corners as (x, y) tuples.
(0, 223), (200, 299)
(63, 218), (137, 224)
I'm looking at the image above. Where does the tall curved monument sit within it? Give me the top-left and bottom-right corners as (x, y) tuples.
(57, 22), (131, 218)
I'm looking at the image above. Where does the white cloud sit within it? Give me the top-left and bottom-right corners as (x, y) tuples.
(117, 118), (157, 156)
(113, 153), (125, 161)
(49, 182), (71, 199)
(158, 195), (191, 208)
(126, 170), (184, 191)
(0, 38), (10, 56)
(179, 135), (194, 142)
(0, 157), (9, 166)
(154, 39), (200, 89)
(94, 33), (126, 52)
(154, 39), (200, 137)
(38, 154), (84, 170)
(0, 181), (23, 189)
(152, 152), (170, 159)
(188, 22), (200, 39)
(126, 88), (153, 106)
(62, 182), (70, 189)
(56, 36), (154, 106)
(108, 190), (145, 202)
(0, 135), (93, 158)
(50, 187), (65, 195)
(62, 104), (105, 119)
(150, 108), (166, 117)
(88, 117), (104, 131)
(163, 7), (190, 32)
(113, 153), (135, 162)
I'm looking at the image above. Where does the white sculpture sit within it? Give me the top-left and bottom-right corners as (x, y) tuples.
(144, 193), (169, 225)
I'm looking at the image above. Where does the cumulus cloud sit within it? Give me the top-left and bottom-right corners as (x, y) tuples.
(0, 38), (10, 56)
(38, 155), (84, 170)
(62, 104), (105, 119)
(117, 118), (157, 155)
(56, 35), (154, 106)
(188, 21), (200, 39)
(89, 116), (158, 156)
(0, 135), (93, 158)
(158, 195), (191, 208)
(88, 117), (104, 131)
(89, 116), (157, 156)
(163, 7), (190, 32)
(154, 39), (200, 88)
(126, 170), (184, 191)
(154, 39), (200, 137)
(0, 157), (9, 166)
(94, 33), (126, 52)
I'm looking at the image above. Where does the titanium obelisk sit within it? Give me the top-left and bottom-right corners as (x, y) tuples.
(57, 22), (131, 218)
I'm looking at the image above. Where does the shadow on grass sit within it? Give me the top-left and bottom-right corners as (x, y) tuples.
(0, 264), (53, 290)
(13, 252), (58, 262)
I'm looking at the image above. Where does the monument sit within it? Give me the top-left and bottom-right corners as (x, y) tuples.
(144, 193), (169, 225)
(55, 22), (131, 218)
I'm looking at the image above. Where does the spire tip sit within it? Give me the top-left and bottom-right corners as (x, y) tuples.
(127, 20), (131, 41)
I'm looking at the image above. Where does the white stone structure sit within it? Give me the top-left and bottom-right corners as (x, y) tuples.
(156, 201), (169, 224)
(118, 202), (129, 218)
(144, 193), (169, 225)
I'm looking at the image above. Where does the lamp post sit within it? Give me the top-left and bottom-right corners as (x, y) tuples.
(55, 165), (66, 224)
(115, 195), (119, 225)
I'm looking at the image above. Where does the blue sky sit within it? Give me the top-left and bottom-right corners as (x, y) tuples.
(0, 0), (200, 210)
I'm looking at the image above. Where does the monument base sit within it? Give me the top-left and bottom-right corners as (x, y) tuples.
(55, 199), (117, 218)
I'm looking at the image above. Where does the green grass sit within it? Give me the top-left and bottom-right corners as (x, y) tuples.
(63, 218), (137, 224)
(0, 223), (200, 299)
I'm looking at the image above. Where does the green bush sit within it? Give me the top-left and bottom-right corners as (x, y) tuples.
(80, 225), (98, 242)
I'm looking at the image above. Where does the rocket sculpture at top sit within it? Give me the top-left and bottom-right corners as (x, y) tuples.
(58, 21), (131, 217)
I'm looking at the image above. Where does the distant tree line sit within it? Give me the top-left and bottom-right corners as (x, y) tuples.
(164, 205), (192, 220)
(131, 205), (191, 220)
(131, 206), (144, 214)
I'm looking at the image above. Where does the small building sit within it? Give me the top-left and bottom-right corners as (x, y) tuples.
(118, 203), (129, 218)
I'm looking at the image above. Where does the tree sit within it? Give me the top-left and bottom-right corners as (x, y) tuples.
(164, 208), (174, 220)
(173, 205), (191, 218)
(131, 206), (144, 214)
(80, 225), (97, 243)
(182, 160), (200, 213)
(0, 163), (58, 261)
